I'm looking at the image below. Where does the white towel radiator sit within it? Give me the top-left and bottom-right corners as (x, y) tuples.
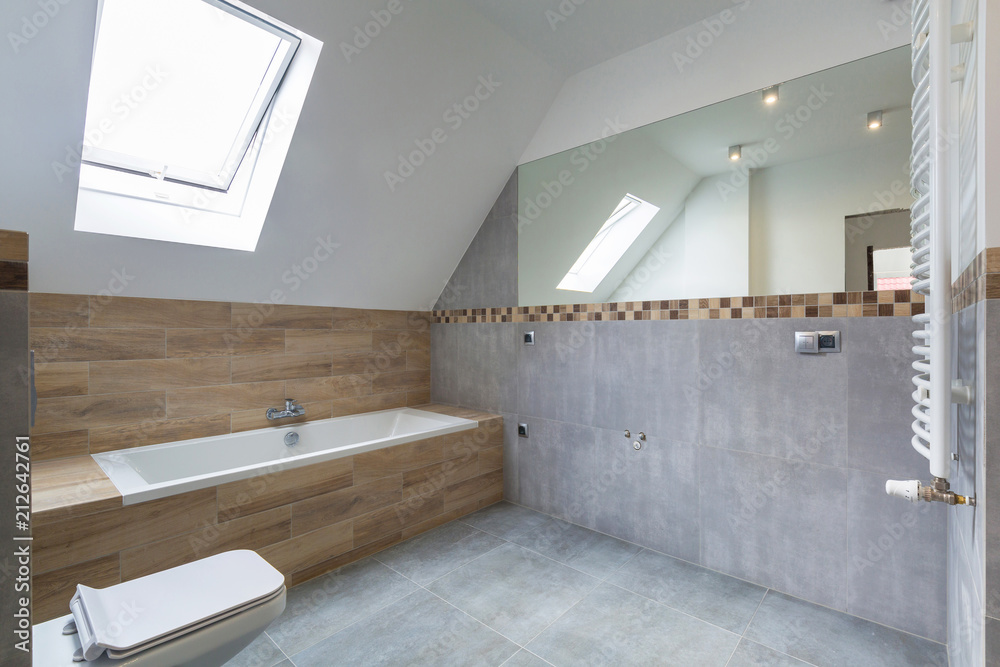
(885, 0), (975, 507)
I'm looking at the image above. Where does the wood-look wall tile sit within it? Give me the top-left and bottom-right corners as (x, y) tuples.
(442, 420), (502, 458)
(443, 470), (503, 513)
(407, 389), (431, 406)
(217, 456), (353, 520)
(329, 392), (407, 418)
(331, 308), (411, 331)
(285, 330), (371, 355)
(0, 230), (29, 261)
(401, 500), (480, 540)
(478, 446), (503, 474)
(89, 358), (231, 394)
(353, 491), (443, 547)
(259, 520), (353, 576)
(230, 400), (332, 433)
(401, 456), (479, 501)
(285, 374), (370, 403)
(354, 439), (445, 485)
(120, 506), (292, 581)
(166, 381), (286, 418)
(31, 328), (165, 363)
(231, 353), (331, 383)
(166, 329), (284, 358)
(29, 293), (89, 328)
(289, 532), (401, 588)
(0, 260), (27, 290)
(32, 456), (121, 524)
(33, 555), (119, 624)
(371, 370), (430, 395)
(231, 303), (333, 329)
(34, 362), (88, 398)
(91, 297), (231, 329)
(292, 475), (402, 536)
(406, 349), (430, 370)
(31, 430), (89, 461)
(33, 391), (166, 434)
(330, 351), (405, 376)
(89, 414), (232, 453)
(34, 488), (216, 574)
(372, 330), (430, 353)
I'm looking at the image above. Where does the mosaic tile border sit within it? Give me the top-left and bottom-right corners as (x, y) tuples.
(953, 248), (1000, 312)
(433, 291), (924, 324)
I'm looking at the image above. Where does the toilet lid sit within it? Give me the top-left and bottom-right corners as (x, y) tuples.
(71, 550), (285, 661)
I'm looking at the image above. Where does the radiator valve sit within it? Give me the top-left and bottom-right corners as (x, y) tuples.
(886, 477), (975, 506)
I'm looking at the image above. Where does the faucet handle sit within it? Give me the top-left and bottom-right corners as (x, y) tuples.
(285, 398), (297, 410)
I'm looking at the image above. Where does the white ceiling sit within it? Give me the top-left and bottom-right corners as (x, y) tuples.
(464, 0), (743, 75)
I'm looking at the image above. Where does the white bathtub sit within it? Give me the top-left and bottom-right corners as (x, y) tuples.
(92, 407), (477, 505)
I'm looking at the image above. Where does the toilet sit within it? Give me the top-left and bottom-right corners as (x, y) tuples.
(33, 550), (286, 667)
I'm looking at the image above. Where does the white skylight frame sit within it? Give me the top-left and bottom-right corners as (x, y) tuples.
(557, 194), (661, 293)
(74, 0), (323, 252)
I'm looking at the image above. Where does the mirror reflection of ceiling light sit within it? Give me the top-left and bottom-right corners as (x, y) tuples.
(762, 85), (780, 105)
(729, 145), (742, 161)
(867, 110), (883, 129)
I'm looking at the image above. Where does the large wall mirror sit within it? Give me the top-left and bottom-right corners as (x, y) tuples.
(518, 47), (914, 306)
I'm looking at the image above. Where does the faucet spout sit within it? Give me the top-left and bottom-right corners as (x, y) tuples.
(267, 398), (306, 421)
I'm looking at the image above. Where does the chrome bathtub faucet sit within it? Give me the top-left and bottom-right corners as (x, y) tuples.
(267, 399), (305, 420)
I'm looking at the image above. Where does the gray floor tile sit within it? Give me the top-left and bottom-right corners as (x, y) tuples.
(607, 549), (766, 634)
(726, 639), (813, 667)
(428, 542), (600, 644)
(526, 582), (739, 666)
(224, 633), (286, 667)
(265, 558), (419, 655)
(510, 518), (641, 579)
(460, 501), (550, 540)
(745, 592), (948, 667)
(501, 650), (554, 667)
(291, 589), (518, 667)
(374, 521), (506, 585)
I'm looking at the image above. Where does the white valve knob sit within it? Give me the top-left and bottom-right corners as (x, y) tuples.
(886, 479), (922, 503)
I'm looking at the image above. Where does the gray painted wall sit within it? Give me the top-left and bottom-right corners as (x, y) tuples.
(0, 292), (31, 666)
(431, 173), (948, 641)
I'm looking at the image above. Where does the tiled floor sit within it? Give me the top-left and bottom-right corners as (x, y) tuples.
(225, 502), (947, 667)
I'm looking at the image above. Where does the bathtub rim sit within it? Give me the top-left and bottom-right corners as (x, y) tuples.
(91, 407), (478, 506)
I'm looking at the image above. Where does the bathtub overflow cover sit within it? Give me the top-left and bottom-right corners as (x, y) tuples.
(284, 432), (299, 446)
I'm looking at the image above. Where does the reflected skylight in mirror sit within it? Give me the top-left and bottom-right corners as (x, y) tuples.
(557, 194), (661, 293)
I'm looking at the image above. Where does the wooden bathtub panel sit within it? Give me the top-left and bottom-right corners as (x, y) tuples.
(32, 391), (166, 434)
(291, 475), (402, 537)
(30, 328), (165, 363)
(33, 362), (89, 398)
(353, 438), (445, 485)
(443, 469), (504, 514)
(33, 555), (120, 624)
(34, 488), (217, 574)
(352, 491), (444, 547)
(89, 414), (231, 453)
(401, 456), (479, 502)
(402, 499), (482, 540)
(120, 506), (292, 582)
(90, 297), (231, 329)
(231, 353), (331, 383)
(29, 293), (89, 328)
(217, 456), (354, 520)
(89, 358), (231, 394)
(32, 456), (121, 524)
(166, 328), (284, 358)
(231, 303), (333, 330)
(289, 532), (402, 588)
(259, 520), (353, 576)
(478, 446), (503, 474)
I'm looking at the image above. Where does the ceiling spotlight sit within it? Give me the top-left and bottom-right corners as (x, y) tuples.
(762, 85), (779, 105)
(729, 145), (742, 161)
(867, 110), (883, 130)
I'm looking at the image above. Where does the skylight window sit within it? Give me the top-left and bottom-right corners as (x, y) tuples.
(557, 194), (661, 293)
(74, 0), (322, 251)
